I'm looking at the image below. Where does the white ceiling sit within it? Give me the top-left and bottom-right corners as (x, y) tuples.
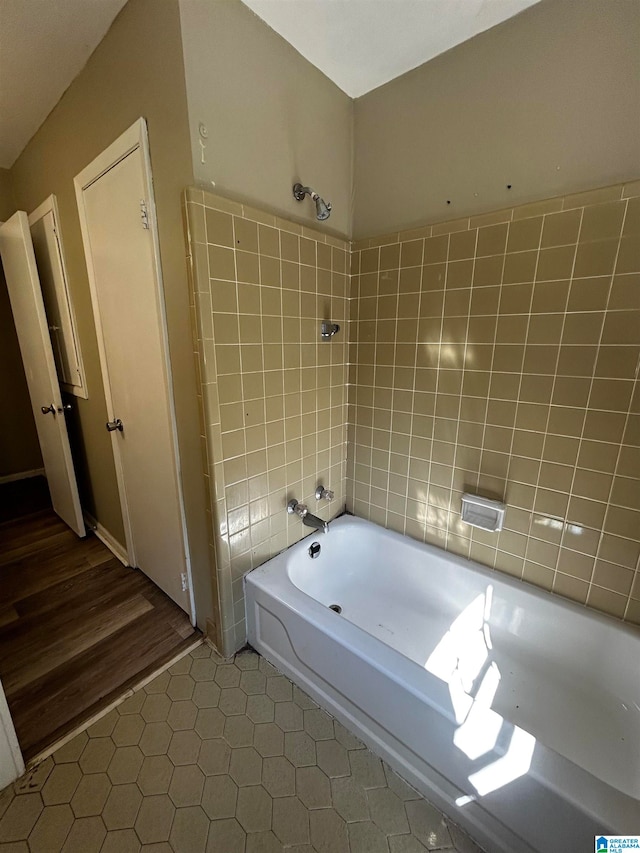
(240, 0), (540, 98)
(0, 0), (128, 169)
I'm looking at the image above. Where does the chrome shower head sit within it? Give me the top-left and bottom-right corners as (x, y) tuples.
(293, 183), (332, 221)
(314, 195), (332, 221)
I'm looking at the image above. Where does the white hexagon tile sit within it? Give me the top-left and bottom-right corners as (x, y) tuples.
(0, 644), (484, 852)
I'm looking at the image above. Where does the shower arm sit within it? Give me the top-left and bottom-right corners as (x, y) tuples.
(293, 184), (316, 202)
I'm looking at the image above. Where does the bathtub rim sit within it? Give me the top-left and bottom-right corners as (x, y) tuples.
(257, 512), (640, 644)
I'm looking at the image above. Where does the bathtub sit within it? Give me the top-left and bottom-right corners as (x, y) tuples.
(245, 515), (640, 853)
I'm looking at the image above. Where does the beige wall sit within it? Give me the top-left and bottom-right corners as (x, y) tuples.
(353, 0), (640, 238)
(0, 169), (14, 221)
(348, 180), (640, 626)
(9, 0), (214, 628)
(185, 190), (348, 655)
(179, 0), (353, 239)
(0, 168), (43, 478)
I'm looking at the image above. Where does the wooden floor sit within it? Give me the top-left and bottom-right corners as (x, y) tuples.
(0, 477), (199, 761)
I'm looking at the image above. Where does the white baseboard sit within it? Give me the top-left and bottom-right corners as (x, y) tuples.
(0, 468), (46, 485)
(83, 510), (129, 566)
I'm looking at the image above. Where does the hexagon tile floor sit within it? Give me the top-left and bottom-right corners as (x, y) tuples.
(0, 644), (484, 853)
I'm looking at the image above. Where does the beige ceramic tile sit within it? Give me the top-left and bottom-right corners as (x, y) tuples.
(343, 181), (639, 624)
(511, 197), (563, 220)
(509, 217), (543, 253)
(562, 184), (623, 210)
(540, 209), (581, 247)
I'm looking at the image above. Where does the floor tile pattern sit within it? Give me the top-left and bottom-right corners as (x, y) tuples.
(0, 645), (483, 852)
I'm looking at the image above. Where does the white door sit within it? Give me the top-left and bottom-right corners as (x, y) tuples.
(0, 212), (85, 537)
(75, 120), (193, 618)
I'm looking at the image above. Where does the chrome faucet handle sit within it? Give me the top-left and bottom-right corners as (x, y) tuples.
(315, 485), (334, 502)
(287, 499), (308, 519)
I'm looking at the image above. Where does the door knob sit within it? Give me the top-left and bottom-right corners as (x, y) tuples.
(106, 418), (124, 432)
(41, 404), (56, 414)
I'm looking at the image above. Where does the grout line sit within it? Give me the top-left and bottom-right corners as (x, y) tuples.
(192, 204), (227, 644)
(383, 261), (402, 530)
(431, 235), (452, 547)
(503, 210), (548, 582)
(475, 228), (511, 564)
(254, 217), (269, 570)
(405, 239), (427, 541)
(575, 199), (628, 610)
(367, 246), (382, 519)
(529, 207), (583, 586)
(591, 203), (640, 616)
(221, 216), (243, 634)
(449, 229), (480, 561)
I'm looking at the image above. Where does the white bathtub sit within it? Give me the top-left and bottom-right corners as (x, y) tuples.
(245, 515), (640, 853)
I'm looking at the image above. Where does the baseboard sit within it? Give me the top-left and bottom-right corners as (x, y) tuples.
(0, 468), (46, 485)
(83, 510), (129, 566)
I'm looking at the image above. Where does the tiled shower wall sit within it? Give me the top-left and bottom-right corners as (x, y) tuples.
(185, 180), (640, 657)
(185, 189), (348, 655)
(348, 181), (640, 626)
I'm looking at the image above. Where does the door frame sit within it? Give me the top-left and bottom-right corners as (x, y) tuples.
(0, 678), (24, 789)
(74, 118), (196, 624)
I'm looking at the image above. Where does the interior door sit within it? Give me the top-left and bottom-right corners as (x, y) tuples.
(0, 212), (85, 537)
(75, 125), (192, 617)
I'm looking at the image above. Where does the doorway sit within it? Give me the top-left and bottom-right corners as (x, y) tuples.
(0, 119), (200, 769)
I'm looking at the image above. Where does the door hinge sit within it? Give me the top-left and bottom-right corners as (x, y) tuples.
(140, 199), (149, 229)
(181, 572), (189, 592)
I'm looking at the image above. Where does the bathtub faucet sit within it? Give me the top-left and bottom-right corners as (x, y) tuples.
(287, 499), (329, 533)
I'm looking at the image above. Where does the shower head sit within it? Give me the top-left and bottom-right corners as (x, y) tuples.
(314, 194), (332, 221)
(293, 183), (332, 221)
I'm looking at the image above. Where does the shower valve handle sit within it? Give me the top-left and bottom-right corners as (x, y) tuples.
(287, 499), (308, 519)
(315, 485), (334, 502)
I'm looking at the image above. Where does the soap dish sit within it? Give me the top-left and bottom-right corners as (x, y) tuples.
(461, 493), (506, 533)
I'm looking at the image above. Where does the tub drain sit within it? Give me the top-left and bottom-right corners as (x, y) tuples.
(329, 604), (342, 614)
